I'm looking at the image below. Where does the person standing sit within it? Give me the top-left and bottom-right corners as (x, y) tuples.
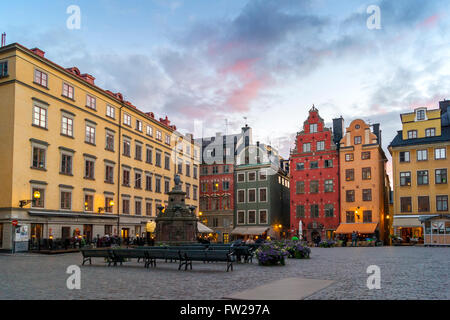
(351, 231), (357, 247)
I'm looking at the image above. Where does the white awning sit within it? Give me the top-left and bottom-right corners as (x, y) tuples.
(197, 222), (214, 233)
(393, 216), (422, 228)
(231, 226), (269, 235)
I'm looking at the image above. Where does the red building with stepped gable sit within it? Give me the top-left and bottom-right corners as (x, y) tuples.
(289, 106), (342, 242)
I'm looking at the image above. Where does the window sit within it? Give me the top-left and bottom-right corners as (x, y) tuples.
(84, 159), (95, 179)
(316, 141), (325, 151)
(105, 165), (114, 184)
(186, 163), (191, 177)
(58, 115), (73, 137)
(34, 69), (48, 87)
(248, 189), (256, 202)
(237, 211), (245, 224)
(84, 194), (94, 212)
(363, 189), (372, 201)
(194, 166), (198, 179)
(155, 151), (161, 167)
(354, 136), (362, 145)
(417, 170), (429, 185)
(362, 167), (371, 180)
(259, 210), (268, 224)
(346, 190), (355, 202)
(346, 169), (355, 181)
(346, 211), (355, 223)
(31, 187), (45, 208)
(123, 113), (131, 126)
(436, 195), (448, 211)
(435, 169), (447, 184)
(135, 144), (142, 161)
(60, 191), (71, 210)
(145, 202), (152, 216)
(259, 188), (267, 202)
(134, 120), (142, 132)
(399, 151), (410, 163)
(310, 204), (319, 218)
(106, 105), (115, 119)
(177, 160), (183, 174)
(105, 198), (113, 213)
(361, 152), (371, 160)
(310, 123), (318, 133)
(61, 154), (72, 175)
(425, 128), (436, 137)
(248, 211), (256, 224)
(416, 109), (425, 120)
(259, 170), (267, 180)
(62, 83), (74, 99)
(296, 181), (305, 194)
(164, 179), (170, 193)
(407, 130), (417, 139)
(237, 173), (245, 182)
(324, 180), (333, 192)
(145, 148), (152, 164)
(417, 149), (428, 161)
(135, 200), (142, 215)
(363, 210), (372, 222)
(122, 198), (130, 214)
(145, 175), (152, 191)
(223, 165), (230, 173)
(418, 196), (430, 212)
(400, 172), (411, 186)
(86, 95), (96, 109)
(310, 161), (319, 169)
(123, 139), (131, 157)
(435, 148), (446, 160)
(345, 153), (354, 161)
(302, 143), (311, 153)
(135, 172), (142, 189)
(0, 60), (8, 77)
(212, 166), (219, 174)
(193, 186), (198, 200)
(106, 131), (114, 151)
(156, 130), (162, 141)
(310, 180), (319, 193)
(324, 160), (333, 168)
(296, 205), (305, 218)
(223, 181), (230, 191)
(324, 204), (334, 217)
(122, 169), (130, 186)
(165, 134), (171, 145)
(33, 104), (47, 128)
(146, 125), (153, 137)
(155, 177), (161, 193)
(32, 147), (46, 169)
(248, 172), (256, 181)
(400, 197), (412, 212)
(296, 163), (305, 170)
(201, 182), (208, 193)
(237, 190), (245, 203)
(85, 124), (96, 144)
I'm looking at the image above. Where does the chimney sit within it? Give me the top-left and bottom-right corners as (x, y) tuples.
(160, 116), (171, 127)
(146, 112), (155, 119)
(372, 123), (381, 145)
(439, 99), (450, 114)
(332, 117), (344, 149)
(30, 48), (45, 58)
(1, 33), (5, 47)
(81, 73), (95, 85)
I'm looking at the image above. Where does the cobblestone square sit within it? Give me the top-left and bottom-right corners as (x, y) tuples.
(0, 246), (448, 300)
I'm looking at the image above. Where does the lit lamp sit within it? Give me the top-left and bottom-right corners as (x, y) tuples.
(19, 190), (41, 208)
(355, 207), (361, 220)
(98, 200), (115, 213)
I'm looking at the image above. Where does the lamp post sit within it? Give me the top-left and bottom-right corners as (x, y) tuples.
(19, 190), (41, 208)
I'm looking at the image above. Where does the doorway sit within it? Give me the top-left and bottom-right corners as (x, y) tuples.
(62, 227), (71, 240)
(83, 225), (93, 242)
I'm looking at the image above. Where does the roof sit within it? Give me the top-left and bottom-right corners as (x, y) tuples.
(335, 223), (378, 234)
(389, 125), (450, 148)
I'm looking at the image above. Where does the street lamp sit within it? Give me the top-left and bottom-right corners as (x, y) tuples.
(355, 207), (361, 221)
(19, 190), (41, 208)
(98, 200), (115, 213)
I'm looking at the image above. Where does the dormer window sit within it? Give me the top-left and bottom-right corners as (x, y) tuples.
(407, 130), (418, 139)
(416, 109), (426, 121)
(425, 128), (436, 137)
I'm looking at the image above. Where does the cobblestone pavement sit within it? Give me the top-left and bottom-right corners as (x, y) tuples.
(0, 246), (448, 300)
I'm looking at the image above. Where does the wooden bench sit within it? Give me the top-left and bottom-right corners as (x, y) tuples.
(80, 249), (115, 266)
(112, 249), (150, 267)
(180, 249), (235, 272)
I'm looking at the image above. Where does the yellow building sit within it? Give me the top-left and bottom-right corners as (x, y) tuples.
(388, 103), (450, 245)
(335, 119), (390, 244)
(0, 43), (200, 252)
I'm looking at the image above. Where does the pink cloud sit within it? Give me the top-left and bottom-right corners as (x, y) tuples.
(417, 14), (440, 29)
(225, 77), (266, 112)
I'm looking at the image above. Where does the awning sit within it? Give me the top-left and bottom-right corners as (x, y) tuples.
(197, 222), (214, 233)
(393, 217), (422, 228)
(335, 223), (378, 234)
(231, 226), (269, 235)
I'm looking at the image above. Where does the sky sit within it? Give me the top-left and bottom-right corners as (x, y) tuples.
(2, 0), (450, 179)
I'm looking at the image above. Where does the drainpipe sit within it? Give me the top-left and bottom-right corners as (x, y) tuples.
(117, 103), (125, 241)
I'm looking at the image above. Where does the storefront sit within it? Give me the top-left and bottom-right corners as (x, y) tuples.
(392, 215), (423, 243)
(335, 223), (379, 241)
(420, 215), (450, 246)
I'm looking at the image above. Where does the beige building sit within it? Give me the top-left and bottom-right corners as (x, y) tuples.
(0, 43), (200, 252)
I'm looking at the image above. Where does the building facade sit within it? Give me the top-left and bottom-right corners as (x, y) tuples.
(336, 119), (390, 243)
(388, 102), (450, 244)
(232, 143), (290, 240)
(289, 106), (341, 241)
(0, 43), (200, 252)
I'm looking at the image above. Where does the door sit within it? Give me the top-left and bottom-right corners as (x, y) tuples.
(62, 227), (71, 239)
(83, 225), (93, 242)
(121, 228), (129, 239)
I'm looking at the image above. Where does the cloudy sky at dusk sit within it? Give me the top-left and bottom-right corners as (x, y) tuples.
(2, 0), (450, 177)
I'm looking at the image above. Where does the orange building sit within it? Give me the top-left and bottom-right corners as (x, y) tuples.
(335, 119), (390, 243)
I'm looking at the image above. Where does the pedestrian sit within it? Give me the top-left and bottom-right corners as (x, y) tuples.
(351, 231), (358, 247)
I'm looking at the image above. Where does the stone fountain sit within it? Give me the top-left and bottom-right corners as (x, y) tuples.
(155, 175), (198, 245)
